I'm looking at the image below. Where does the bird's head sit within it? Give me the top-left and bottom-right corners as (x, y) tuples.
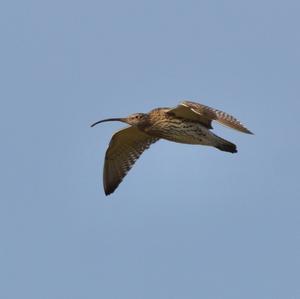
(124, 113), (148, 125)
(91, 113), (148, 128)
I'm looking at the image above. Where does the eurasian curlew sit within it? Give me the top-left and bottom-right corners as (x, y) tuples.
(91, 100), (253, 195)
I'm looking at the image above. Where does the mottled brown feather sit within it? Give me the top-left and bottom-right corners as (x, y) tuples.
(169, 101), (253, 134)
(103, 126), (159, 195)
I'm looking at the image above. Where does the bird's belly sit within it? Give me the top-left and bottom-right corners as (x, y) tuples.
(146, 121), (212, 145)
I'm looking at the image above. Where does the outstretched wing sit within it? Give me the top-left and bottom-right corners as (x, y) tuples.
(103, 126), (159, 195)
(168, 100), (253, 134)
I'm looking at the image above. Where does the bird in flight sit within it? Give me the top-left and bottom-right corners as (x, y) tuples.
(91, 100), (253, 195)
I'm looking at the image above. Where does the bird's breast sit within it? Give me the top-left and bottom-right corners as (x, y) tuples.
(144, 119), (212, 145)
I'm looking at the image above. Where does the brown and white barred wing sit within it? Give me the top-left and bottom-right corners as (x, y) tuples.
(103, 126), (159, 195)
(170, 100), (253, 134)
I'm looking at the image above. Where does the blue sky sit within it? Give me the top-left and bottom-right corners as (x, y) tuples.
(1, 0), (299, 298)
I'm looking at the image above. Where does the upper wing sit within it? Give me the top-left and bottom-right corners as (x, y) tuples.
(103, 126), (159, 195)
(168, 100), (253, 134)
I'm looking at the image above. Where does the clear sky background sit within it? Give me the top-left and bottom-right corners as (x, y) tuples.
(1, 1), (299, 298)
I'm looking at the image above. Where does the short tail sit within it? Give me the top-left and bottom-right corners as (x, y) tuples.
(214, 136), (237, 153)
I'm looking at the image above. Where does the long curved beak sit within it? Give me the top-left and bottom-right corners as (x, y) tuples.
(90, 118), (124, 127)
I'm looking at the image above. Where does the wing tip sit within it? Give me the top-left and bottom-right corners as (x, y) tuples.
(242, 128), (254, 135)
(104, 189), (113, 196)
(104, 182), (118, 196)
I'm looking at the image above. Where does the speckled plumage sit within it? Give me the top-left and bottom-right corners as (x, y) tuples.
(91, 100), (253, 195)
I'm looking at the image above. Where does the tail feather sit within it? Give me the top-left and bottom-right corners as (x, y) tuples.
(214, 136), (237, 153)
